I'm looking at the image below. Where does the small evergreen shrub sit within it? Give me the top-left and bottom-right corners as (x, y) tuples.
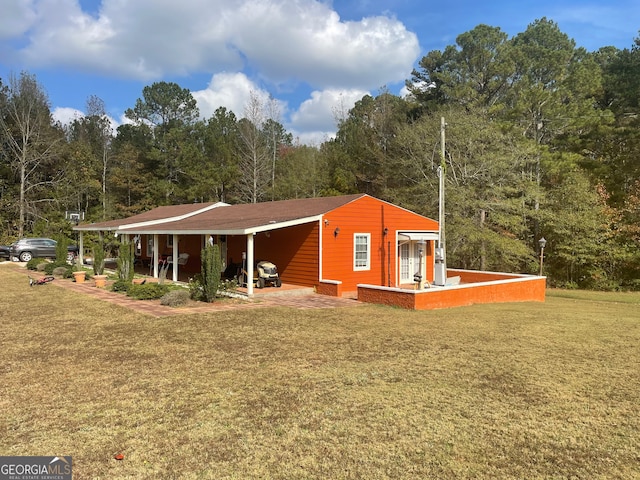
(160, 289), (190, 307)
(52, 266), (70, 277)
(55, 235), (69, 263)
(188, 274), (204, 301)
(36, 262), (48, 272)
(26, 258), (46, 270)
(111, 279), (132, 293)
(92, 243), (106, 275)
(44, 261), (71, 275)
(219, 278), (238, 292)
(127, 283), (170, 300)
(625, 279), (640, 291)
(201, 244), (222, 302)
(117, 241), (135, 282)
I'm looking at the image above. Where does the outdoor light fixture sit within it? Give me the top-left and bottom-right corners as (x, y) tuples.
(383, 227), (388, 236)
(324, 219), (330, 226)
(538, 237), (547, 276)
(418, 239), (426, 256)
(334, 227), (340, 237)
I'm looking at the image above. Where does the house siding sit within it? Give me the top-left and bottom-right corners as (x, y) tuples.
(322, 196), (438, 293)
(225, 223), (320, 287)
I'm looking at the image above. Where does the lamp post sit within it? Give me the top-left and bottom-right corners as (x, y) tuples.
(538, 237), (547, 276)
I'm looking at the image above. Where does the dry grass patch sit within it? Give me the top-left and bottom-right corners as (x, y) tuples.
(1, 265), (639, 479)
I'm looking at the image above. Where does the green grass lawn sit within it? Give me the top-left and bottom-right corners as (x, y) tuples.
(1, 265), (639, 479)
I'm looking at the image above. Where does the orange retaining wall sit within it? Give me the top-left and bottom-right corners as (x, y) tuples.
(357, 270), (546, 310)
(316, 280), (343, 297)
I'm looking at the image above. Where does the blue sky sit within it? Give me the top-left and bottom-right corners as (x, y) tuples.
(1, 0), (638, 144)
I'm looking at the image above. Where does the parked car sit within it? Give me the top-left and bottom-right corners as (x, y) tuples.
(0, 245), (10, 260)
(8, 238), (78, 263)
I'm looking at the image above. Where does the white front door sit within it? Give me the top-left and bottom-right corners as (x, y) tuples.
(399, 242), (422, 284)
(400, 243), (410, 282)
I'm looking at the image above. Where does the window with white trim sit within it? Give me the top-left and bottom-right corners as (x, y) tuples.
(353, 233), (370, 271)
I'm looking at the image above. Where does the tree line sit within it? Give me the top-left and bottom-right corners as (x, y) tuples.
(1, 18), (639, 289)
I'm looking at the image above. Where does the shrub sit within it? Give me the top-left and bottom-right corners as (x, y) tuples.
(201, 244), (222, 302)
(219, 278), (238, 292)
(624, 279), (640, 291)
(52, 266), (70, 277)
(188, 274), (204, 301)
(160, 289), (190, 307)
(26, 258), (46, 270)
(55, 235), (69, 263)
(36, 262), (48, 272)
(92, 243), (106, 275)
(111, 279), (132, 293)
(44, 261), (71, 275)
(127, 283), (170, 300)
(117, 241), (135, 282)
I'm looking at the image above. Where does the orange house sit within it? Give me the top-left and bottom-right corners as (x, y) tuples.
(75, 194), (439, 297)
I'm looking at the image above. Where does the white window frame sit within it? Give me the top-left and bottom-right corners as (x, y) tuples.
(353, 233), (371, 271)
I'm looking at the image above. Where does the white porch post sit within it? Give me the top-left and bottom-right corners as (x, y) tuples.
(172, 234), (178, 282)
(78, 232), (84, 265)
(153, 234), (159, 277)
(246, 233), (254, 296)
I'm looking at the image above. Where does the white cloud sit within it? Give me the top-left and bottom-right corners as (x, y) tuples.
(52, 106), (84, 126)
(192, 72), (286, 121)
(227, 1), (419, 89)
(4, 0), (420, 144)
(193, 78), (367, 143)
(52, 106), (119, 133)
(12, 0), (419, 89)
(0, 0), (36, 39)
(290, 88), (368, 132)
(291, 130), (335, 147)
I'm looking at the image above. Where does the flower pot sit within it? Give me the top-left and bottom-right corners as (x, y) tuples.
(72, 271), (86, 284)
(94, 274), (108, 288)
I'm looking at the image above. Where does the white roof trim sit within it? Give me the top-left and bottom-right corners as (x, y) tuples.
(118, 214), (324, 235)
(73, 202), (229, 231)
(121, 202), (229, 229)
(398, 231), (439, 241)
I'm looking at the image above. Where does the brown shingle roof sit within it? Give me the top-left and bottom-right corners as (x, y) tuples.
(77, 194), (367, 234)
(144, 194), (366, 233)
(75, 202), (220, 230)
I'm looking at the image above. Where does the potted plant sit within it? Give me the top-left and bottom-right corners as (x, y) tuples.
(92, 243), (107, 288)
(72, 269), (86, 284)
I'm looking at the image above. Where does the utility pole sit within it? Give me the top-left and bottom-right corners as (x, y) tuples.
(435, 116), (447, 286)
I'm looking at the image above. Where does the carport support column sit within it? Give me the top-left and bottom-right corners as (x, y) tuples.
(172, 234), (178, 282)
(153, 234), (159, 277)
(246, 233), (254, 296)
(78, 232), (84, 265)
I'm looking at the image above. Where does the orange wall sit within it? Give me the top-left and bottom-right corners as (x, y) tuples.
(225, 223), (319, 287)
(322, 196), (438, 292)
(357, 275), (546, 310)
(450, 269), (523, 283)
(139, 234), (202, 274)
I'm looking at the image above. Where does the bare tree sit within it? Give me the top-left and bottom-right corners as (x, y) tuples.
(265, 96), (281, 200)
(0, 72), (62, 236)
(86, 95), (113, 218)
(236, 91), (270, 203)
